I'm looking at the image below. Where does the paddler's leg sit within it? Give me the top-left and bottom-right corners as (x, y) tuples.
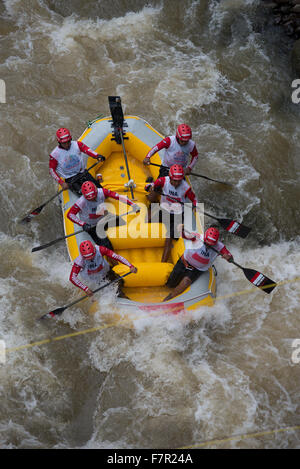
(164, 266), (204, 301)
(165, 257), (186, 288)
(158, 166), (169, 177)
(105, 269), (129, 299)
(161, 237), (173, 263)
(65, 171), (102, 196)
(146, 187), (160, 223)
(163, 276), (192, 302)
(161, 212), (180, 263)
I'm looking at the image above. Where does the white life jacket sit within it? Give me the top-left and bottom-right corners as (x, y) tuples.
(75, 189), (106, 226)
(160, 177), (191, 213)
(184, 235), (225, 271)
(50, 141), (84, 179)
(162, 135), (195, 168)
(74, 246), (110, 282)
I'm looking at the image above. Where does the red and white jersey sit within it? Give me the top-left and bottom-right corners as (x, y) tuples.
(153, 177), (197, 210)
(183, 232), (229, 271)
(49, 140), (99, 184)
(49, 141), (84, 180)
(67, 188), (135, 227)
(68, 189), (106, 227)
(73, 246), (110, 283)
(69, 245), (133, 292)
(146, 136), (198, 169)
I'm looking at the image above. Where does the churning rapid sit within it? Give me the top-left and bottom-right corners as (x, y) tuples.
(0, 0), (300, 449)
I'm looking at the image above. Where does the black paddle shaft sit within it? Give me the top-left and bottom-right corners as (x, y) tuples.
(31, 228), (84, 252)
(38, 271), (132, 320)
(20, 160), (100, 224)
(148, 162), (232, 186)
(159, 192), (251, 238)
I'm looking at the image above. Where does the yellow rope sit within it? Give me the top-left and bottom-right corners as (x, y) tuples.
(179, 425), (300, 448)
(4, 275), (300, 355)
(2, 276), (300, 448)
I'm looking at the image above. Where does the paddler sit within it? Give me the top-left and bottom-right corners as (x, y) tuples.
(146, 164), (197, 263)
(67, 181), (140, 249)
(49, 127), (105, 196)
(143, 124), (199, 176)
(69, 239), (137, 298)
(163, 226), (233, 301)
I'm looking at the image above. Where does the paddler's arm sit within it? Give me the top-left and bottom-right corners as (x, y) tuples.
(77, 141), (106, 162)
(69, 263), (93, 296)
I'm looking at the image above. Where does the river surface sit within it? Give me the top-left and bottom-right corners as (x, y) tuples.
(0, 0), (300, 449)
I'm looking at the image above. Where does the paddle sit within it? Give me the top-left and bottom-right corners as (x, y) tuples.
(209, 246), (277, 294)
(148, 162), (232, 187)
(159, 192), (251, 238)
(199, 211), (251, 239)
(38, 271), (132, 320)
(31, 207), (139, 253)
(19, 160), (100, 224)
(31, 229), (84, 253)
(182, 227), (277, 294)
(19, 189), (64, 225)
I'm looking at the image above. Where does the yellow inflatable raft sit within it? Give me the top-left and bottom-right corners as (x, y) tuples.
(61, 97), (216, 322)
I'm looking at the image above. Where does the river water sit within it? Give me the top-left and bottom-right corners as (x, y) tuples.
(0, 0), (300, 449)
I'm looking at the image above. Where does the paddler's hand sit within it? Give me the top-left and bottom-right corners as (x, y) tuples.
(97, 155), (106, 162)
(130, 266), (138, 274)
(83, 223), (92, 232)
(223, 254), (233, 262)
(133, 204), (141, 213)
(85, 288), (94, 297)
(143, 157), (151, 166)
(61, 182), (69, 191)
(184, 167), (192, 176)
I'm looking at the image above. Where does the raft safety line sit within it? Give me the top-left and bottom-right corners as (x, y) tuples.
(178, 425), (300, 449)
(4, 275), (300, 355)
(3, 277), (300, 447)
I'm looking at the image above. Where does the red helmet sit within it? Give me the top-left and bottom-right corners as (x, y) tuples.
(204, 227), (220, 245)
(169, 164), (185, 181)
(56, 127), (72, 143)
(176, 124), (192, 142)
(80, 240), (96, 260)
(81, 181), (97, 200)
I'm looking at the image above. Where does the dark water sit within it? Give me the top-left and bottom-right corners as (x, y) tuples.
(0, 0), (300, 449)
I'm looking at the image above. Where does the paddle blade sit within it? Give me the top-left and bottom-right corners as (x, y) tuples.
(219, 219), (252, 238)
(38, 307), (65, 320)
(243, 268), (277, 294)
(32, 237), (64, 252)
(19, 206), (44, 224)
(32, 245), (47, 253)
